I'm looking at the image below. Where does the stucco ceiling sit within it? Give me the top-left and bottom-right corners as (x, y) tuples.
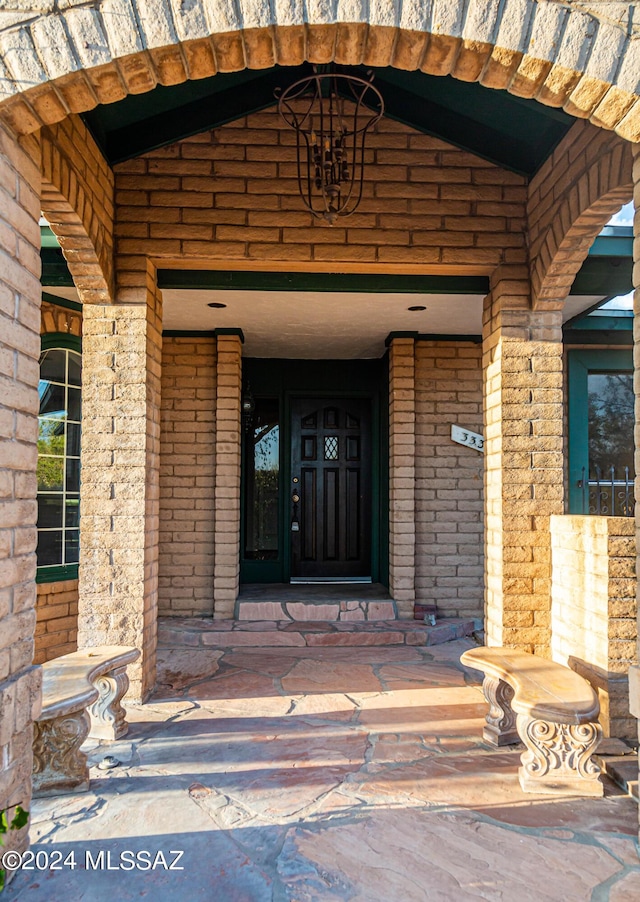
(44, 286), (608, 358)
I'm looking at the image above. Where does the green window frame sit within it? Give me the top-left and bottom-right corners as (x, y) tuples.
(567, 349), (633, 515)
(36, 332), (82, 584)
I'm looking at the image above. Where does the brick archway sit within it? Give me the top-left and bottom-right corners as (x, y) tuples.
(40, 119), (115, 304)
(0, 1), (639, 141)
(529, 120), (634, 309)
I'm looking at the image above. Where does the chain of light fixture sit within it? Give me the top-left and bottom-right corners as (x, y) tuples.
(276, 67), (384, 225)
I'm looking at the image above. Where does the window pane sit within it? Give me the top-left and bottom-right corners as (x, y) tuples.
(244, 399), (279, 561)
(64, 530), (80, 564)
(38, 495), (63, 529)
(39, 381), (66, 418)
(37, 344), (82, 570)
(65, 498), (80, 528)
(37, 530), (62, 566)
(67, 387), (81, 422)
(66, 457), (81, 493)
(67, 422), (81, 458)
(39, 349), (66, 384)
(68, 352), (81, 386)
(588, 373), (635, 478)
(38, 418), (65, 455)
(37, 456), (64, 492)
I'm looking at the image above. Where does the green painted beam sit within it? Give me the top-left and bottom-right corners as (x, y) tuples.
(564, 313), (633, 332)
(570, 256), (632, 297)
(41, 247), (74, 286)
(157, 270), (490, 293)
(589, 231), (633, 256)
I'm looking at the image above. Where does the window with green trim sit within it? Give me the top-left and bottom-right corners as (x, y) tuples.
(37, 336), (82, 573)
(567, 349), (634, 516)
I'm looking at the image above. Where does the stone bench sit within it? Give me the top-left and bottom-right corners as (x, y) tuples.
(460, 646), (603, 797)
(33, 646), (140, 798)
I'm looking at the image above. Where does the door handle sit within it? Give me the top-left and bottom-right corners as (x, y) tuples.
(291, 480), (300, 531)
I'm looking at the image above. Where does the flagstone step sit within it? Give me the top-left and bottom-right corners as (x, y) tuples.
(158, 616), (479, 649)
(235, 598), (397, 622)
(235, 583), (396, 622)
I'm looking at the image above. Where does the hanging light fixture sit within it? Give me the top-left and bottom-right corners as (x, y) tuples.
(276, 67), (384, 225)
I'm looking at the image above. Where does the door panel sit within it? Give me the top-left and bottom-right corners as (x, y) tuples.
(291, 397), (372, 579)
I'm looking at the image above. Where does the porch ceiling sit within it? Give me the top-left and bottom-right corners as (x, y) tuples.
(44, 285), (608, 358)
(81, 64), (573, 177)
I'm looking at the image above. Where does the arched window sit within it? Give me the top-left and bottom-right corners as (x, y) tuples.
(37, 334), (82, 578)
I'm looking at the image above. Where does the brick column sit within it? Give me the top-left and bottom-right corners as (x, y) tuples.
(0, 124), (43, 866)
(388, 336), (416, 618)
(630, 144), (640, 854)
(77, 269), (162, 702)
(213, 331), (243, 618)
(483, 267), (564, 656)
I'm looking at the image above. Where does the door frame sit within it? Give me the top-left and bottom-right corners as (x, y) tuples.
(240, 358), (387, 586)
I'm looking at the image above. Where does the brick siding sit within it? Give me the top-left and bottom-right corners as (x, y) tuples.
(551, 515), (637, 741)
(415, 341), (484, 619)
(114, 106), (527, 272)
(34, 579), (79, 664)
(159, 336), (216, 617)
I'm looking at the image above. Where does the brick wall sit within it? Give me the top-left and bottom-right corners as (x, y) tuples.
(388, 337), (416, 617)
(114, 105), (527, 271)
(34, 580), (78, 664)
(551, 515), (637, 741)
(483, 272), (565, 656)
(415, 340), (484, 619)
(0, 121), (43, 865)
(40, 299), (81, 337)
(159, 336), (216, 617)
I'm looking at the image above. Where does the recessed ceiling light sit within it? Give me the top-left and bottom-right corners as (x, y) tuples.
(408, 305), (426, 311)
(208, 302), (227, 309)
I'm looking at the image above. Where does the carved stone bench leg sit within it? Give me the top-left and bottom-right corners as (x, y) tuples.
(87, 664), (130, 741)
(517, 714), (603, 797)
(481, 676), (519, 746)
(33, 710), (91, 798)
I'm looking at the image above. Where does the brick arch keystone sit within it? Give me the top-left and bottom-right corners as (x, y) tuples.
(0, 2), (639, 141)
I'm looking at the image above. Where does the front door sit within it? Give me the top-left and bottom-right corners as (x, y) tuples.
(290, 397), (372, 581)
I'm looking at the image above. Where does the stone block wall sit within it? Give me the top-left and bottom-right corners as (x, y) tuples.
(34, 580), (78, 664)
(159, 336), (216, 617)
(77, 297), (162, 702)
(0, 121), (43, 865)
(415, 340), (484, 619)
(551, 514), (637, 741)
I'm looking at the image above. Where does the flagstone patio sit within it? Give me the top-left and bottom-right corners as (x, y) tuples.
(5, 637), (640, 901)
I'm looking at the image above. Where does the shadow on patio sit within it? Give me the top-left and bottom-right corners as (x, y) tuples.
(5, 638), (640, 901)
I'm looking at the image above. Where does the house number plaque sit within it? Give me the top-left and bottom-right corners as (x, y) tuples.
(451, 424), (484, 453)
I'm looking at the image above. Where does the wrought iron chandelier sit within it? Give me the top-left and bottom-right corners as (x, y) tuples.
(276, 67), (384, 224)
